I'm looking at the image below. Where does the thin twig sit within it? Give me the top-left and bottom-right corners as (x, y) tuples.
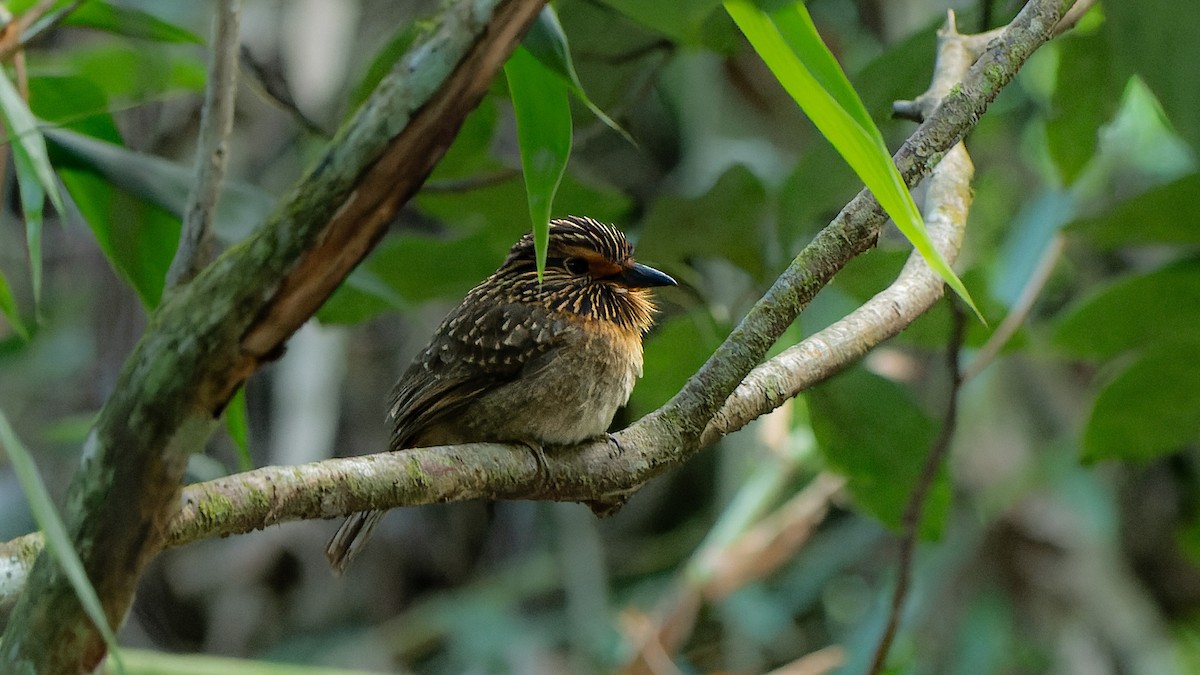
(0, 0), (76, 61)
(422, 167), (520, 193)
(867, 298), (967, 675)
(238, 45), (330, 138)
(574, 38), (673, 65)
(963, 233), (1065, 382)
(166, 0), (242, 288)
(14, 0), (55, 36)
(1053, 0), (1097, 36)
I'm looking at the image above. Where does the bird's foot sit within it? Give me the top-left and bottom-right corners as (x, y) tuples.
(582, 434), (635, 515)
(605, 432), (624, 458)
(585, 487), (637, 517)
(520, 439), (551, 490)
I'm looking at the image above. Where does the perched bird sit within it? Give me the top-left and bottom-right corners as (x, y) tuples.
(326, 215), (675, 573)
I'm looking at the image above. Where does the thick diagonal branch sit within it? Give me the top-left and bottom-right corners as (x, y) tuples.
(0, 2), (547, 672)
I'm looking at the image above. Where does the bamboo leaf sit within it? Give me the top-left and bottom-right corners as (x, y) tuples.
(0, 411), (126, 674)
(0, 267), (29, 340)
(770, 4), (881, 145)
(724, 0), (980, 318)
(0, 68), (66, 313)
(524, 6), (634, 145)
(225, 387), (252, 472)
(504, 46), (572, 280)
(65, 2), (204, 44)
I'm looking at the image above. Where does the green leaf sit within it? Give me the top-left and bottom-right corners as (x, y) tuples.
(316, 268), (402, 325)
(807, 367), (948, 538)
(724, 0), (979, 319)
(61, 2), (204, 44)
(0, 267), (29, 340)
(28, 75), (123, 143)
(47, 128), (273, 244)
(107, 648), (383, 674)
(58, 168), (181, 308)
(504, 46), (572, 280)
(361, 227), (514, 304)
(1054, 259), (1200, 359)
(65, 43), (206, 102)
(0, 410), (127, 674)
(598, 0), (724, 47)
(1104, 0), (1200, 155)
(524, 6), (633, 145)
(1083, 341), (1200, 462)
(423, 99), (500, 182)
(0, 68), (66, 313)
(1046, 29), (1122, 184)
(225, 387), (252, 472)
(770, 4), (880, 147)
(11, 146), (45, 310)
(1068, 173), (1200, 249)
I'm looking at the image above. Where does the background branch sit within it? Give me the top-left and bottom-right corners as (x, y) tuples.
(868, 298), (967, 674)
(166, 0), (242, 288)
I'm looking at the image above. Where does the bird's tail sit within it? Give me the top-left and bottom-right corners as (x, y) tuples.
(326, 510), (385, 574)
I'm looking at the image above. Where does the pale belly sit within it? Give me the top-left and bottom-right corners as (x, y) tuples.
(451, 324), (643, 446)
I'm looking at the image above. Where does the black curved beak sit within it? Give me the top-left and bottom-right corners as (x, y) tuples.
(620, 262), (676, 288)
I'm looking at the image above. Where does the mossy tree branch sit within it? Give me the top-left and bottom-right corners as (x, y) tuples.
(0, 1), (547, 672)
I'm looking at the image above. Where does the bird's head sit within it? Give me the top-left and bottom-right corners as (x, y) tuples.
(489, 216), (675, 334)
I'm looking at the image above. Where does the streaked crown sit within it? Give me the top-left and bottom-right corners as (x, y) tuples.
(478, 216), (674, 334)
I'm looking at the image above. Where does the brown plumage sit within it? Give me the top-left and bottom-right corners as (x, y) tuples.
(326, 216), (675, 573)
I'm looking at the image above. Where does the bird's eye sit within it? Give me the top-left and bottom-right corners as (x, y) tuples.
(563, 257), (589, 275)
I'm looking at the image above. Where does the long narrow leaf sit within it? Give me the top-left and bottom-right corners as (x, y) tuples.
(225, 387), (253, 472)
(0, 411), (126, 674)
(65, 3), (205, 44)
(771, 4), (883, 147)
(0, 68), (65, 312)
(504, 46), (572, 279)
(0, 267), (29, 340)
(524, 6), (634, 145)
(12, 141), (45, 309)
(108, 648), (384, 674)
(0, 70), (65, 215)
(47, 129), (272, 243)
(724, 0), (979, 317)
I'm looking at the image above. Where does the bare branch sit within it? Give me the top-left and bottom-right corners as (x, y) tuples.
(167, 0), (242, 288)
(1053, 0), (1097, 36)
(868, 299), (967, 674)
(239, 45), (330, 138)
(963, 233), (1065, 382)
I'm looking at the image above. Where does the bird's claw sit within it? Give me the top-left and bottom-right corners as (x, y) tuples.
(521, 439), (551, 489)
(605, 432), (624, 458)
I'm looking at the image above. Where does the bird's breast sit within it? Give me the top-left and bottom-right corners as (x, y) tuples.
(455, 318), (644, 446)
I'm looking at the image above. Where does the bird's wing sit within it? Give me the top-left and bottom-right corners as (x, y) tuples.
(386, 300), (569, 449)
